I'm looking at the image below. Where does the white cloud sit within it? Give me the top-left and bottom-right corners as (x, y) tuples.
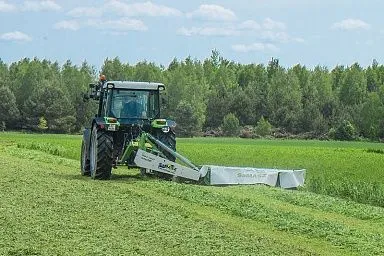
(237, 19), (286, 32)
(53, 20), (80, 31)
(22, 0), (61, 12)
(67, 7), (102, 17)
(0, 1), (16, 12)
(293, 37), (305, 43)
(178, 26), (238, 37)
(1, 31), (32, 41)
(87, 18), (148, 31)
(105, 0), (182, 17)
(187, 4), (236, 21)
(262, 18), (286, 30)
(105, 31), (129, 36)
(178, 24), (304, 44)
(331, 19), (371, 30)
(238, 20), (261, 30)
(260, 31), (303, 43)
(232, 43), (279, 53)
(53, 18), (148, 32)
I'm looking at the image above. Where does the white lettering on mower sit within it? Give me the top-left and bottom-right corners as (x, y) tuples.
(158, 163), (177, 173)
(134, 149), (200, 181)
(200, 165), (305, 188)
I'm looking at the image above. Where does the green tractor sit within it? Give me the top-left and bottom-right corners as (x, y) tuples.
(81, 76), (177, 180)
(80, 76), (305, 188)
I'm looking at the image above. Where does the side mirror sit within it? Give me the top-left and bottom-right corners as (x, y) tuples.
(160, 91), (167, 105)
(89, 83), (96, 89)
(161, 96), (167, 105)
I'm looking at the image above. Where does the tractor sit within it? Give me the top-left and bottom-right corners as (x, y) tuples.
(81, 76), (177, 180)
(80, 76), (305, 188)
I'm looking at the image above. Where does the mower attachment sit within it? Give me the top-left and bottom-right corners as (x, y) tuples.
(132, 132), (305, 188)
(134, 149), (200, 181)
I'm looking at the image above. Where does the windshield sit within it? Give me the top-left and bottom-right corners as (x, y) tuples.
(108, 89), (159, 119)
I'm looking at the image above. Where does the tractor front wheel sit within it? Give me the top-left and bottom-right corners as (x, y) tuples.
(80, 139), (90, 176)
(89, 125), (113, 180)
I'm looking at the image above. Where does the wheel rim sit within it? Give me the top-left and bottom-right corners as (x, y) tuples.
(81, 141), (86, 172)
(89, 128), (97, 177)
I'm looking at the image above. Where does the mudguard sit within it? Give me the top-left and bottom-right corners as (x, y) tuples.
(93, 117), (105, 126)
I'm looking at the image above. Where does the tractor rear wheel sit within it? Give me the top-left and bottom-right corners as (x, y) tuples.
(89, 125), (113, 180)
(80, 139), (90, 176)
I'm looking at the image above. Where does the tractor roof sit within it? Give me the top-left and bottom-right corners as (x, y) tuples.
(104, 81), (165, 91)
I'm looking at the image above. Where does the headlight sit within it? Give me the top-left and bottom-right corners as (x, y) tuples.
(162, 126), (170, 133)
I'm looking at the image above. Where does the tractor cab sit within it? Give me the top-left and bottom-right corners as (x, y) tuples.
(91, 80), (165, 125)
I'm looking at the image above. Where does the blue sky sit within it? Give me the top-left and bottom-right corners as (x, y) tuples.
(1, 0), (383, 69)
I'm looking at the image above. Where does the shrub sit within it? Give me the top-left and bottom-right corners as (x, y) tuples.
(331, 120), (356, 141)
(328, 127), (336, 139)
(38, 116), (48, 131)
(255, 116), (272, 137)
(222, 113), (240, 137)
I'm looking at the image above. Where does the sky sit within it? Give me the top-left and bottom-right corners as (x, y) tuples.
(1, 0), (384, 69)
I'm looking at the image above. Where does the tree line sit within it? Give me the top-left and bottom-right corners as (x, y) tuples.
(1, 51), (384, 140)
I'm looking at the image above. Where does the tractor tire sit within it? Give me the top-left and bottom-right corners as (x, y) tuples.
(89, 125), (113, 180)
(80, 139), (91, 176)
(157, 131), (176, 162)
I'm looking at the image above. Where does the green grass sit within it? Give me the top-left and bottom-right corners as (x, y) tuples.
(3, 132), (384, 206)
(2, 132), (80, 160)
(0, 132), (384, 255)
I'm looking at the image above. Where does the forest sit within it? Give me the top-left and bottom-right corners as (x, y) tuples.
(1, 50), (384, 140)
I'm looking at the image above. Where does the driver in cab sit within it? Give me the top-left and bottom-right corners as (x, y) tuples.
(120, 96), (146, 118)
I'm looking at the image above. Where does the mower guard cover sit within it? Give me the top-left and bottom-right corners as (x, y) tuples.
(200, 165), (305, 188)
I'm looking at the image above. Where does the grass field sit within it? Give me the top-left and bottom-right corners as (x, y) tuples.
(1, 132), (384, 255)
(8, 133), (384, 206)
